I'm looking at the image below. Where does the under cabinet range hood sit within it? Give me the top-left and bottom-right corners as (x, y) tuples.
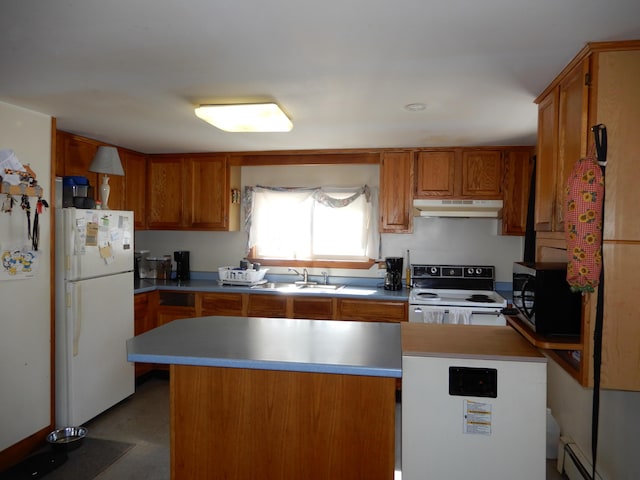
(413, 199), (503, 218)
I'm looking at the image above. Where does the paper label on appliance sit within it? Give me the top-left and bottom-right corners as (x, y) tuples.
(85, 222), (98, 247)
(463, 400), (492, 435)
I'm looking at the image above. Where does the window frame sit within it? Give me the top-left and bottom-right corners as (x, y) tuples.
(235, 150), (381, 270)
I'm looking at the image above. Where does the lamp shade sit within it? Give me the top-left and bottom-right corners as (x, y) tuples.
(88, 146), (124, 175)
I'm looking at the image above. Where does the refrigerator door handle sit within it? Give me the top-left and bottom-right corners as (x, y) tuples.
(70, 284), (82, 357)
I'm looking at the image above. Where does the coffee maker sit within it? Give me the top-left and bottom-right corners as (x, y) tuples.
(384, 256), (403, 290)
(174, 250), (190, 282)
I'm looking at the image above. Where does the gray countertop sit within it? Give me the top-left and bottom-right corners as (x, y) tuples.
(127, 315), (402, 378)
(134, 277), (411, 301)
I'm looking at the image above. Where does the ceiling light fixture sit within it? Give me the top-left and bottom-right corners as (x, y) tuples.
(404, 103), (427, 112)
(194, 103), (293, 132)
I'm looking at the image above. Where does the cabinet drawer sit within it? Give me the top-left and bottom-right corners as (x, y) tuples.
(291, 296), (334, 320)
(200, 292), (245, 316)
(338, 299), (407, 322)
(247, 294), (287, 318)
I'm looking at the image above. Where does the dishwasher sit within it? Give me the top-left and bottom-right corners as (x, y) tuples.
(402, 345), (547, 479)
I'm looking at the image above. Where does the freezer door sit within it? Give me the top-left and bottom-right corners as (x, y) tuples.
(60, 208), (134, 281)
(56, 272), (135, 427)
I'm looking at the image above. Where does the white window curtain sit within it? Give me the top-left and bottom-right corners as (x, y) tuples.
(244, 185), (379, 260)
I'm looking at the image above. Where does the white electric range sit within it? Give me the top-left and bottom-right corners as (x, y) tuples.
(409, 264), (507, 326)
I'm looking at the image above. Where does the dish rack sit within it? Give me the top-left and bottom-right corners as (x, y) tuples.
(218, 266), (268, 285)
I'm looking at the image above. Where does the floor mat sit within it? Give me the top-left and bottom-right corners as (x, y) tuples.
(44, 437), (134, 480)
(2, 438), (135, 480)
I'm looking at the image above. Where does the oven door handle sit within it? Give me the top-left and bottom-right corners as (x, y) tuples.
(411, 306), (504, 316)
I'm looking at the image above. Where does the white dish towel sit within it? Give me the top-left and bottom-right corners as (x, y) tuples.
(421, 307), (446, 324)
(448, 308), (472, 325)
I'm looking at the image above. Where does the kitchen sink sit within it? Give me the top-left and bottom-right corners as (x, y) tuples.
(250, 282), (298, 290)
(298, 284), (345, 291)
(249, 282), (345, 292)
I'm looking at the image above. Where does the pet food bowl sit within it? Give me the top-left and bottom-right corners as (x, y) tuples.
(46, 426), (88, 452)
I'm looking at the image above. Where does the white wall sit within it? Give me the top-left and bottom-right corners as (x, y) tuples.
(548, 360), (640, 479)
(0, 102), (52, 450)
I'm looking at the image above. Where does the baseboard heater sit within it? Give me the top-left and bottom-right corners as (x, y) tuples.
(558, 436), (603, 480)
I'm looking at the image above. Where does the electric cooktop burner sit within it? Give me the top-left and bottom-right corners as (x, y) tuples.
(466, 294), (494, 303)
(416, 292), (440, 300)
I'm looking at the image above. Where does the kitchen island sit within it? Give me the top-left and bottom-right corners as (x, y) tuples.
(127, 315), (401, 480)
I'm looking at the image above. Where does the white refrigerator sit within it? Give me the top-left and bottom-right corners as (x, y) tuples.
(55, 208), (135, 427)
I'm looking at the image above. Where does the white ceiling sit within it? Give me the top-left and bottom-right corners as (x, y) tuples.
(2, 0), (640, 154)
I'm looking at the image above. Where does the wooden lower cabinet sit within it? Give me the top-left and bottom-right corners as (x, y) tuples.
(337, 298), (407, 322)
(155, 291), (196, 371)
(199, 292), (245, 316)
(291, 296), (335, 320)
(247, 294), (287, 318)
(134, 292), (156, 378)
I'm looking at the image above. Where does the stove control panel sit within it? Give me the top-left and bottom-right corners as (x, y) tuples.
(412, 265), (495, 279)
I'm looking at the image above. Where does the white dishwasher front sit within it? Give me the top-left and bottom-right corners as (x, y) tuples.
(402, 354), (547, 480)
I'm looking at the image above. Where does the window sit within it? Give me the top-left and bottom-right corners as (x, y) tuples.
(245, 185), (378, 264)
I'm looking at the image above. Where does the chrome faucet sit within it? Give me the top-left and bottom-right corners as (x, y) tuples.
(288, 267), (309, 283)
(321, 271), (328, 285)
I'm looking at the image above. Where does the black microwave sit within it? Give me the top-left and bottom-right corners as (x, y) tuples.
(512, 262), (582, 336)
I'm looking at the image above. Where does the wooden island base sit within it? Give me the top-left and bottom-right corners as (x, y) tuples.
(170, 364), (396, 480)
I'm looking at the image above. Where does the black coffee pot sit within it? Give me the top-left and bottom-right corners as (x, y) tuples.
(384, 256), (403, 290)
(174, 251), (190, 282)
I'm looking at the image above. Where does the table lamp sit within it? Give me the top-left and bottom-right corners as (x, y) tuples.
(88, 146), (124, 209)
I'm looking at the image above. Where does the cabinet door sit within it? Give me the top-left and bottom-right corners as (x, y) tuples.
(147, 156), (185, 229)
(58, 132), (99, 185)
(461, 150), (503, 197)
(122, 149), (147, 229)
(247, 294), (287, 318)
(415, 151), (456, 198)
(535, 89), (559, 232)
(290, 296), (334, 320)
(380, 151), (414, 233)
(556, 58), (591, 232)
(200, 292), (245, 316)
(337, 299), (407, 322)
(157, 306), (196, 326)
(134, 293), (155, 377)
(187, 155), (229, 230)
(501, 149), (534, 236)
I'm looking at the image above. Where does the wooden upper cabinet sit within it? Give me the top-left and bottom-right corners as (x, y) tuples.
(415, 151), (456, 197)
(461, 150), (502, 197)
(534, 89), (559, 232)
(187, 154), (239, 230)
(531, 41), (640, 391)
(597, 50), (640, 242)
(121, 149), (147, 228)
(147, 155), (186, 229)
(501, 149), (534, 236)
(147, 153), (239, 231)
(415, 148), (502, 199)
(535, 58), (590, 234)
(55, 131), (126, 209)
(56, 132), (98, 185)
(379, 151), (414, 233)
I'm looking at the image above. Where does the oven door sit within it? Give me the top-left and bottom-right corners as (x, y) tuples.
(409, 305), (506, 326)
